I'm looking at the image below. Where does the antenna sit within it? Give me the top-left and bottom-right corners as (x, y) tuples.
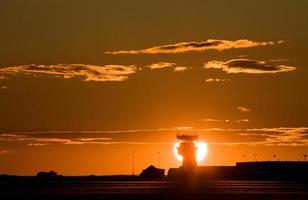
(132, 151), (135, 176)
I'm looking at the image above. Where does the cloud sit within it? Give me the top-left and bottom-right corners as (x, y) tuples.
(2, 127), (308, 147)
(0, 134), (171, 146)
(238, 55), (249, 58)
(270, 59), (290, 62)
(0, 132), (172, 146)
(0, 133), (113, 145)
(1, 85), (8, 90)
(246, 127), (308, 146)
(205, 78), (230, 83)
(0, 149), (12, 155)
(237, 106), (252, 112)
(106, 39), (282, 54)
(0, 64), (138, 82)
(196, 127), (308, 146)
(201, 118), (249, 123)
(28, 143), (48, 146)
(236, 119), (249, 123)
(173, 66), (190, 72)
(147, 62), (176, 70)
(146, 62), (190, 72)
(204, 59), (296, 74)
(201, 118), (221, 122)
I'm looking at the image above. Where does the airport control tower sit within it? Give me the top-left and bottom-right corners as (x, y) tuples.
(176, 133), (198, 169)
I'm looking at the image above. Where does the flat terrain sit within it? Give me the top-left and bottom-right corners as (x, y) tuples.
(2, 180), (308, 200)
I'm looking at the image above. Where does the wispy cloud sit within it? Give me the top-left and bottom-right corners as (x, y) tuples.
(198, 127), (308, 146)
(237, 106), (252, 112)
(0, 132), (173, 146)
(28, 143), (48, 146)
(205, 78), (230, 83)
(0, 148), (12, 155)
(146, 62), (190, 72)
(106, 39), (282, 54)
(243, 127), (308, 146)
(270, 59), (290, 62)
(204, 58), (296, 74)
(1, 85), (8, 90)
(236, 119), (249, 123)
(2, 127), (308, 147)
(0, 64), (138, 82)
(201, 118), (221, 122)
(173, 66), (190, 72)
(147, 62), (176, 70)
(201, 118), (249, 123)
(0, 133), (112, 145)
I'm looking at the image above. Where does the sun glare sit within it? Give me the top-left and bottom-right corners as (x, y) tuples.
(173, 142), (183, 161)
(173, 141), (207, 163)
(195, 141), (207, 162)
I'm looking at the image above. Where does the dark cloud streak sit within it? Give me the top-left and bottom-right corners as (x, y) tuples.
(204, 59), (296, 74)
(1, 127), (308, 147)
(0, 64), (138, 82)
(106, 39), (282, 54)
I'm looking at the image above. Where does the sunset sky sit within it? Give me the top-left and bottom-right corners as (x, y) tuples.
(1, 0), (308, 175)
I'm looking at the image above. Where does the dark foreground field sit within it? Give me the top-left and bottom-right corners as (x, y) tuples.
(2, 179), (308, 200)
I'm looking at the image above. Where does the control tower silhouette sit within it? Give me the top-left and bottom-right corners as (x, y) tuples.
(176, 133), (198, 168)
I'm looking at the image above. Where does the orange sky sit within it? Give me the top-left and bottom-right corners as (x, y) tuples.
(1, 0), (308, 175)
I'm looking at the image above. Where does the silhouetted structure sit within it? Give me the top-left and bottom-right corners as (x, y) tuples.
(176, 133), (198, 168)
(36, 170), (60, 178)
(139, 165), (165, 179)
(168, 161), (308, 180)
(236, 161), (308, 180)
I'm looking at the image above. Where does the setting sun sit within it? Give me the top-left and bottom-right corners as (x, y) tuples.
(173, 141), (208, 163)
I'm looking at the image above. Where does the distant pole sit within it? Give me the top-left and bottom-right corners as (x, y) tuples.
(212, 150), (216, 166)
(243, 154), (246, 162)
(273, 154), (276, 161)
(132, 151), (135, 176)
(158, 151), (161, 168)
(253, 154), (258, 162)
(303, 154), (307, 161)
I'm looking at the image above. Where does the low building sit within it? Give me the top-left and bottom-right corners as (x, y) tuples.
(139, 165), (165, 179)
(168, 161), (308, 180)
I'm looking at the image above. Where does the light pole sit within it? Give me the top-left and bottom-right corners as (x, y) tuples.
(132, 151), (135, 176)
(253, 154), (258, 162)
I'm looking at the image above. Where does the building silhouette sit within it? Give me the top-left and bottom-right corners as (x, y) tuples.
(139, 165), (165, 179)
(168, 161), (308, 180)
